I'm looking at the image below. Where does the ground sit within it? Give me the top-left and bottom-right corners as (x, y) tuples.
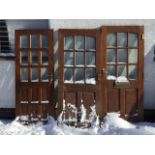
(1, 113), (155, 135)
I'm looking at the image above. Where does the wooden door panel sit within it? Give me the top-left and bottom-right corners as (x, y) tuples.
(64, 92), (76, 105)
(107, 89), (120, 112)
(125, 89), (138, 116)
(16, 29), (54, 120)
(58, 29), (98, 124)
(100, 26), (144, 121)
(83, 92), (95, 109)
(63, 91), (96, 121)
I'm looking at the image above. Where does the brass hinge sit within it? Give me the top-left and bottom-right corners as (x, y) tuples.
(141, 33), (144, 40)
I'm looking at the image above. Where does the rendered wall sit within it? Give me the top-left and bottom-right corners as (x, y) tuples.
(0, 61), (15, 108)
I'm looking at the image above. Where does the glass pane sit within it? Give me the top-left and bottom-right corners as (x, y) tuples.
(128, 33), (138, 47)
(86, 68), (96, 84)
(64, 36), (74, 50)
(42, 51), (48, 65)
(129, 65), (137, 79)
(21, 51), (28, 65)
(118, 65), (127, 77)
(41, 68), (49, 82)
(118, 49), (127, 64)
(75, 36), (84, 50)
(64, 68), (73, 83)
(86, 52), (95, 66)
(32, 68), (39, 82)
(118, 32), (127, 47)
(64, 52), (73, 66)
(32, 51), (38, 65)
(107, 49), (116, 64)
(75, 52), (84, 66)
(107, 33), (116, 48)
(107, 65), (116, 77)
(20, 35), (28, 48)
(31, 35), (38, 48)
(128, 49), (138, 63)
(86, 37), (96, 50)
(41, 35), (48, 48)
(75, 68), (84, 83)
(21, 68), (28, 82)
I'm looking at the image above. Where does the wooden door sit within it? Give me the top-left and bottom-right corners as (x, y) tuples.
(58, 29), (99, 123)
(16, 29), (54, 120)
(98, 26), (144, 121)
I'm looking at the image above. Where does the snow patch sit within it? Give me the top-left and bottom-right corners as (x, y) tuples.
(64, 78), (96, 84)
(107, 75), (116, 80)
(116, 76), (129, 83)
(1, 112), (155, 134)
(101, 113), (135, 129)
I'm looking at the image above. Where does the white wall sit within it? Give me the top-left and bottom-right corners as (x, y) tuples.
(49, 19), (155, 109)
(0, 61), (15, 108)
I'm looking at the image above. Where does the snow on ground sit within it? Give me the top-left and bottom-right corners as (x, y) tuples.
(1, 113), (155, 135)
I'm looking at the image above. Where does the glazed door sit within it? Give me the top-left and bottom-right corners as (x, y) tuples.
(16, 29), (54, 119)
(58, 29), (99, 122)
(99, 26), (144, 121)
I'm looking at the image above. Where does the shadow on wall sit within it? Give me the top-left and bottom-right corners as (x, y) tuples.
(144, 44), (155, 109)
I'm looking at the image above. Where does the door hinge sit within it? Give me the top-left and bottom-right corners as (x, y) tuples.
(141, 33), (144, 40)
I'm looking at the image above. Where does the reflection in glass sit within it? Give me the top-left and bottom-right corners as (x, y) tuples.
(118, 49), (127, 64)
(86, 52), (95, 66)
(75, 36), (84, 50)
(75, 68), (84, 83)
(128, 33), (138, 47)
(107, 33), (116, 47)
(64, 52), (73, 66)
(118, 32), (127, 47)
(20, 35), (28, 48)
(21, 68), (28, 82)
(32, 51), (38, 65)
(64, 68), (73, 83)
(107, 49), (116, 64)
(86, 37), (96, 50)
(42, 51), (48, 65)
(118, 65), (127, 77)
(128, 49), (138, 63)
(75, 52), (84, 66)
(32, 68), (39, 82)
(41, 35), (48, 48)
(129, 65), (137, 79)
(107, 65), (116, 77)
(41, 68), (49, 82)
(86, 68), (96, 84)
(21, 51), (28, 65)
(31, 35), (38, 48)
(64, 36), (74, 50)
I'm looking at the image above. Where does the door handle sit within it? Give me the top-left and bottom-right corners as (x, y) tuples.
(101, 68), (107, 74)
(96, 68), (107, 80)
(48, 74), (54, 81)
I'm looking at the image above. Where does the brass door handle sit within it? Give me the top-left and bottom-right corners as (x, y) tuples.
(48, 74), (54, 81)
(101, 68), (107, 74)
(96, 68), (107, 81)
